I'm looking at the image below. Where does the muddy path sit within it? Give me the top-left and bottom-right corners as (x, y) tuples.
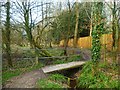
(3, 48), (91, 88)
(3, 69), (47, 88)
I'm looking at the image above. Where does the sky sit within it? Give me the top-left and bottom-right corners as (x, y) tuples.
(0, 0), (116, 26)
(0, 0), (115, 3)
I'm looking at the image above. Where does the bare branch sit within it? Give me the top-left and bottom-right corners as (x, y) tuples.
(84, 3), (91, 20)
(105, 1), (112, 10)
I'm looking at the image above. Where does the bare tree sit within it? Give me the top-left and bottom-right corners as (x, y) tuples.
(34, 1), (53, 48)
(14, 0), (52, 64)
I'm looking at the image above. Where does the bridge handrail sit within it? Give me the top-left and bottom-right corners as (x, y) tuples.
(39, 54), (81, 59)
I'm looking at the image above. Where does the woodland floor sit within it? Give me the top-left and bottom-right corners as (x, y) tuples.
(2, 47), (119, 88)
(3, 69), (47, 88)
(3, 48), (91, 88)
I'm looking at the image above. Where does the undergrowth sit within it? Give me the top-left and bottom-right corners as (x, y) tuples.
(53, 55), (82, 64)
(49, 74), (67, 84)
(2, 63), (44, 84)
(36, 74), (68, 88)
(77, 61), (119, 88)
(36, 79), (63, 88)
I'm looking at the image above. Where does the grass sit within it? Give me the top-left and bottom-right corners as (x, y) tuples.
(44, 47), (83, 65)
(2, 69), (21, 84)
(2, 45), (45, 84)
(2, 63), (44, 84)
(77, 61), (119, 88)
(36, 79), (63, 88)
(46, 48), (63, 56)
(36, 74), (68, 88)
(2, 46), (64, 84)
(49, 74), (67, 84)
(53, 55), (82, 64)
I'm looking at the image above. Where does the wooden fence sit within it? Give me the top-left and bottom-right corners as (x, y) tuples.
(60, 34), (120, 51)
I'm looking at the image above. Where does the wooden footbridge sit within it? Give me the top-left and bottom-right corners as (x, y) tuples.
(42, 61), (86, 73)
(41, 48), (90, 73)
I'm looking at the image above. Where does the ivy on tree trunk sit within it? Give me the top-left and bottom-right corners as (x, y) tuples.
(91, 2), (103, 63)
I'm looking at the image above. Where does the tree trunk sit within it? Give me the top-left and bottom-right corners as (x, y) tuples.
(92, 2), (103, 62)
(63, 0), (71, 57)
(73, 0), (79, 48)
(112, 1), (119, 63)
(21, 1), (52, 65)
(90, 3), (93, 36)
(112, 1), (119, 51)
(5, 1), (13, 67)
(49, 40), (52, 48)
(64, 38), (69, 56)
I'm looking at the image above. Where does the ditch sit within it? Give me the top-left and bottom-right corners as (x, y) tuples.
(52, 65), (84, 88)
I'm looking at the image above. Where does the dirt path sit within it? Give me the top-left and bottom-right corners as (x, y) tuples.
(3, 69), (47, 88)
(3, 48), (91, 88)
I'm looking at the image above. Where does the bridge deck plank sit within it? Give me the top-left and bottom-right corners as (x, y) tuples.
(42, 61), (86, 73)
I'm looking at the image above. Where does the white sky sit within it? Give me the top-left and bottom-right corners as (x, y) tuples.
(0, 0), (116, 25)
(0, 0), (115, 3)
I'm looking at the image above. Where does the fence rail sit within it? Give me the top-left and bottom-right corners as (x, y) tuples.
(38, 54), (81, 59)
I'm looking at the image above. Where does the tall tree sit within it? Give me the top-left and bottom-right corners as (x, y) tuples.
(73, 0), (79, 48)
(34, 1), (53, 48)
(51, 2), (91, 46)
(112, 1), (119, 51)
(0, 3), (1, 26)
(21, 1), (34, 48)
(105, 1), (120, 62)
(118, 2), (120, 52)
(15, 0), (52, 64)
(4, 0), (13, 67)
(90, 2), (93, 36)
(112, 1), (119, 63)
(92, 2), (104, 62)
(63, 0), (71, 56)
